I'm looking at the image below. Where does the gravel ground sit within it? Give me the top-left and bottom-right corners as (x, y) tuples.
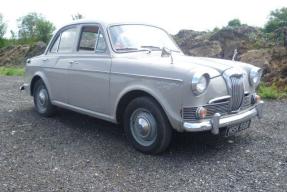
(0, 76), (286, 192)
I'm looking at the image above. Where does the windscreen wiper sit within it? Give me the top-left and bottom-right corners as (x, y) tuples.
(140, 45), (162, 51)
(116, 47), (151, 53)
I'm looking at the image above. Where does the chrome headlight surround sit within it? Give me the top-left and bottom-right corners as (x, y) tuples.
(191, 72), (210, 95)
(249, 68), (263, 87)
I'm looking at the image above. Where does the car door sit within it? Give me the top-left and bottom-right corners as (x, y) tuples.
(67, 24), (112, 115)
(44, 26), (78, 103)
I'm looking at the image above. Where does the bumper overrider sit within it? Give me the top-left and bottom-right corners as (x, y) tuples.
(183, 101), (264, 134)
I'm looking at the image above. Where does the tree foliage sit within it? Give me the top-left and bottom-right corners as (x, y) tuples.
(17, 12), (55, 43)
(35, 20), (55, 43)
(0, 13), (7, 38)
(264, 7), (287, 33)
(227, 19), (242, 28)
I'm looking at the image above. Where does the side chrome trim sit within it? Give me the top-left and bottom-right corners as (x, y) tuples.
(52, 100), (117, 123)
(42, 66), (110, 74)
(111, 72), (183, 83)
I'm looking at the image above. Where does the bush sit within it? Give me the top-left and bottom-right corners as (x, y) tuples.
(227, 19), (242, 28)
(258, 83), (287, 99)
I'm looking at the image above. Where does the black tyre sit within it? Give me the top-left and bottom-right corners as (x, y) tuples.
(33, 80), (55, 117)
(123, 97), (172, 154)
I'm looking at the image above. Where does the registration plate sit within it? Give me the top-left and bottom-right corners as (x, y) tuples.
(225, 120), (251, 137)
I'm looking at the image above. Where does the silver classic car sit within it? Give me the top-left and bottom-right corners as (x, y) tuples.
(21, 20), (264, 154)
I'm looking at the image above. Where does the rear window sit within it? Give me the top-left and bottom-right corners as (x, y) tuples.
(78, 26), (107, 53)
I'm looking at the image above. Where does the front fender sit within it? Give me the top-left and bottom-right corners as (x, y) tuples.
(110, 75), (184, 131)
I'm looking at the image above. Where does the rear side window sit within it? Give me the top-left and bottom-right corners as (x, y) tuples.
(78, 26), (107, 53)
(58, 28), (77, 53)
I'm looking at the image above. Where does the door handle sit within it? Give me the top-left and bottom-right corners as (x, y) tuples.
(42, 58), (48, 62)
(69, 61), (79, 64)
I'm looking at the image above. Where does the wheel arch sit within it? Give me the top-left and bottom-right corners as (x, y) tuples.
(115, 89), (172, 127)
(30, 72), (51, 96)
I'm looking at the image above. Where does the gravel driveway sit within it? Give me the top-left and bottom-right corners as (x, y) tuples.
(0, 76), (286, 192)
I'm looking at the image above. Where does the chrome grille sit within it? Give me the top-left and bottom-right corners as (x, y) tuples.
(230, 76), (244, 111)
(182, 95), (254, 122)
(241, 94), (252, 110)
(183, 101), (229, 122)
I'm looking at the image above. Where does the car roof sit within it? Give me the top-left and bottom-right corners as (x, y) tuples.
(61, 19), (161, 30)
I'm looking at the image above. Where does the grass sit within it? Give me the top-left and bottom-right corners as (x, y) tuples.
(258, 83), (287, 99)
(0, 67), (25, 76)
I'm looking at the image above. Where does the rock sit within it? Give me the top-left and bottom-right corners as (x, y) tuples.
(0, 41), (47, 67)
(174, 30), (210, 55)
(188, 40), (222, 58)
(239, 49), (272, 73)
(209, 26), (259, 59)
(0, 45), (30, 66)
(25, 41), (47, 59)
(240, 47), (287, 84)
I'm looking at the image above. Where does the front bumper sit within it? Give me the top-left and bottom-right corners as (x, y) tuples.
(183, 101), (264, 134)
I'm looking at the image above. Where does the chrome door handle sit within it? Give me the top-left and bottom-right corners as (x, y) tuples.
(42, 58), (48, 62)
(69, 61), (79, 64)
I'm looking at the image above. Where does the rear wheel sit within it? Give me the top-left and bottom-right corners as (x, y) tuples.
(33, 80), (55, 117)
(123, 97), (172, 154)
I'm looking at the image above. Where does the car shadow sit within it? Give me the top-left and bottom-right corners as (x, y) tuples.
(55, 108), (242, 155)
(14, 107), (252, 163)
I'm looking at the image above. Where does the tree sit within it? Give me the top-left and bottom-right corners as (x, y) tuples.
(0, 13), (7, 38)
(264, 7), (287, 33)
(72, 13), (84, 20)
(264, 7), (287, 47)
(35, 20), (55, 43)
(17, 12), (55, 43)
(227, 19), (241, 28)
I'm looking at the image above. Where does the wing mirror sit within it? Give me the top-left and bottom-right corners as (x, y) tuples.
(161, 47), (173, 64)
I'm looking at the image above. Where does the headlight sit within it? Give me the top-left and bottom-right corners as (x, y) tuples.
(249, 68), (263, 87)
(191, 73), (210, 95)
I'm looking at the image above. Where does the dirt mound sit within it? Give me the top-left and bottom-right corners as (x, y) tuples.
(0, 41), (46, 67)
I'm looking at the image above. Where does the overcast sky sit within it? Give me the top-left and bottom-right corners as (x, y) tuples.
(1, 0), (286, 37)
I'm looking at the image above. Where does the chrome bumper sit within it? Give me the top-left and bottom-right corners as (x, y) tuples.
(20, 83), (29, 92)
(183, 101), (264, 134)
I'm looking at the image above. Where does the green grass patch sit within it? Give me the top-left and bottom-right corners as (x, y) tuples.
(258, 83), (287, 99)
(0, 67), (25, 76)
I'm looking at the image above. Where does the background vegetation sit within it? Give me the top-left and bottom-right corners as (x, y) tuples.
(0, 9), (287, 99)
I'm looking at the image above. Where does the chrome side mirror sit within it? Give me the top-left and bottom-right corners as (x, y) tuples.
(161, 47), (173, 64)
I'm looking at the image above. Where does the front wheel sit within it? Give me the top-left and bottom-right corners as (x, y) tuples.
(33, 80), (55, 117)
(123, 97), (172, 154)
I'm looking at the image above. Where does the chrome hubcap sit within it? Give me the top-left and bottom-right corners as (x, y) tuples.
(38, 89), (47, 106)
(130, 109), (157, 146)
(36, 88), (48, 112)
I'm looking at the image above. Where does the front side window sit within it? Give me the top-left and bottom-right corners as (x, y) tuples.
(78, 26), (107, 53)
(58, 27), (77, 53)
(109, 24), (180, 53)
(50, 35), (60, 53)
